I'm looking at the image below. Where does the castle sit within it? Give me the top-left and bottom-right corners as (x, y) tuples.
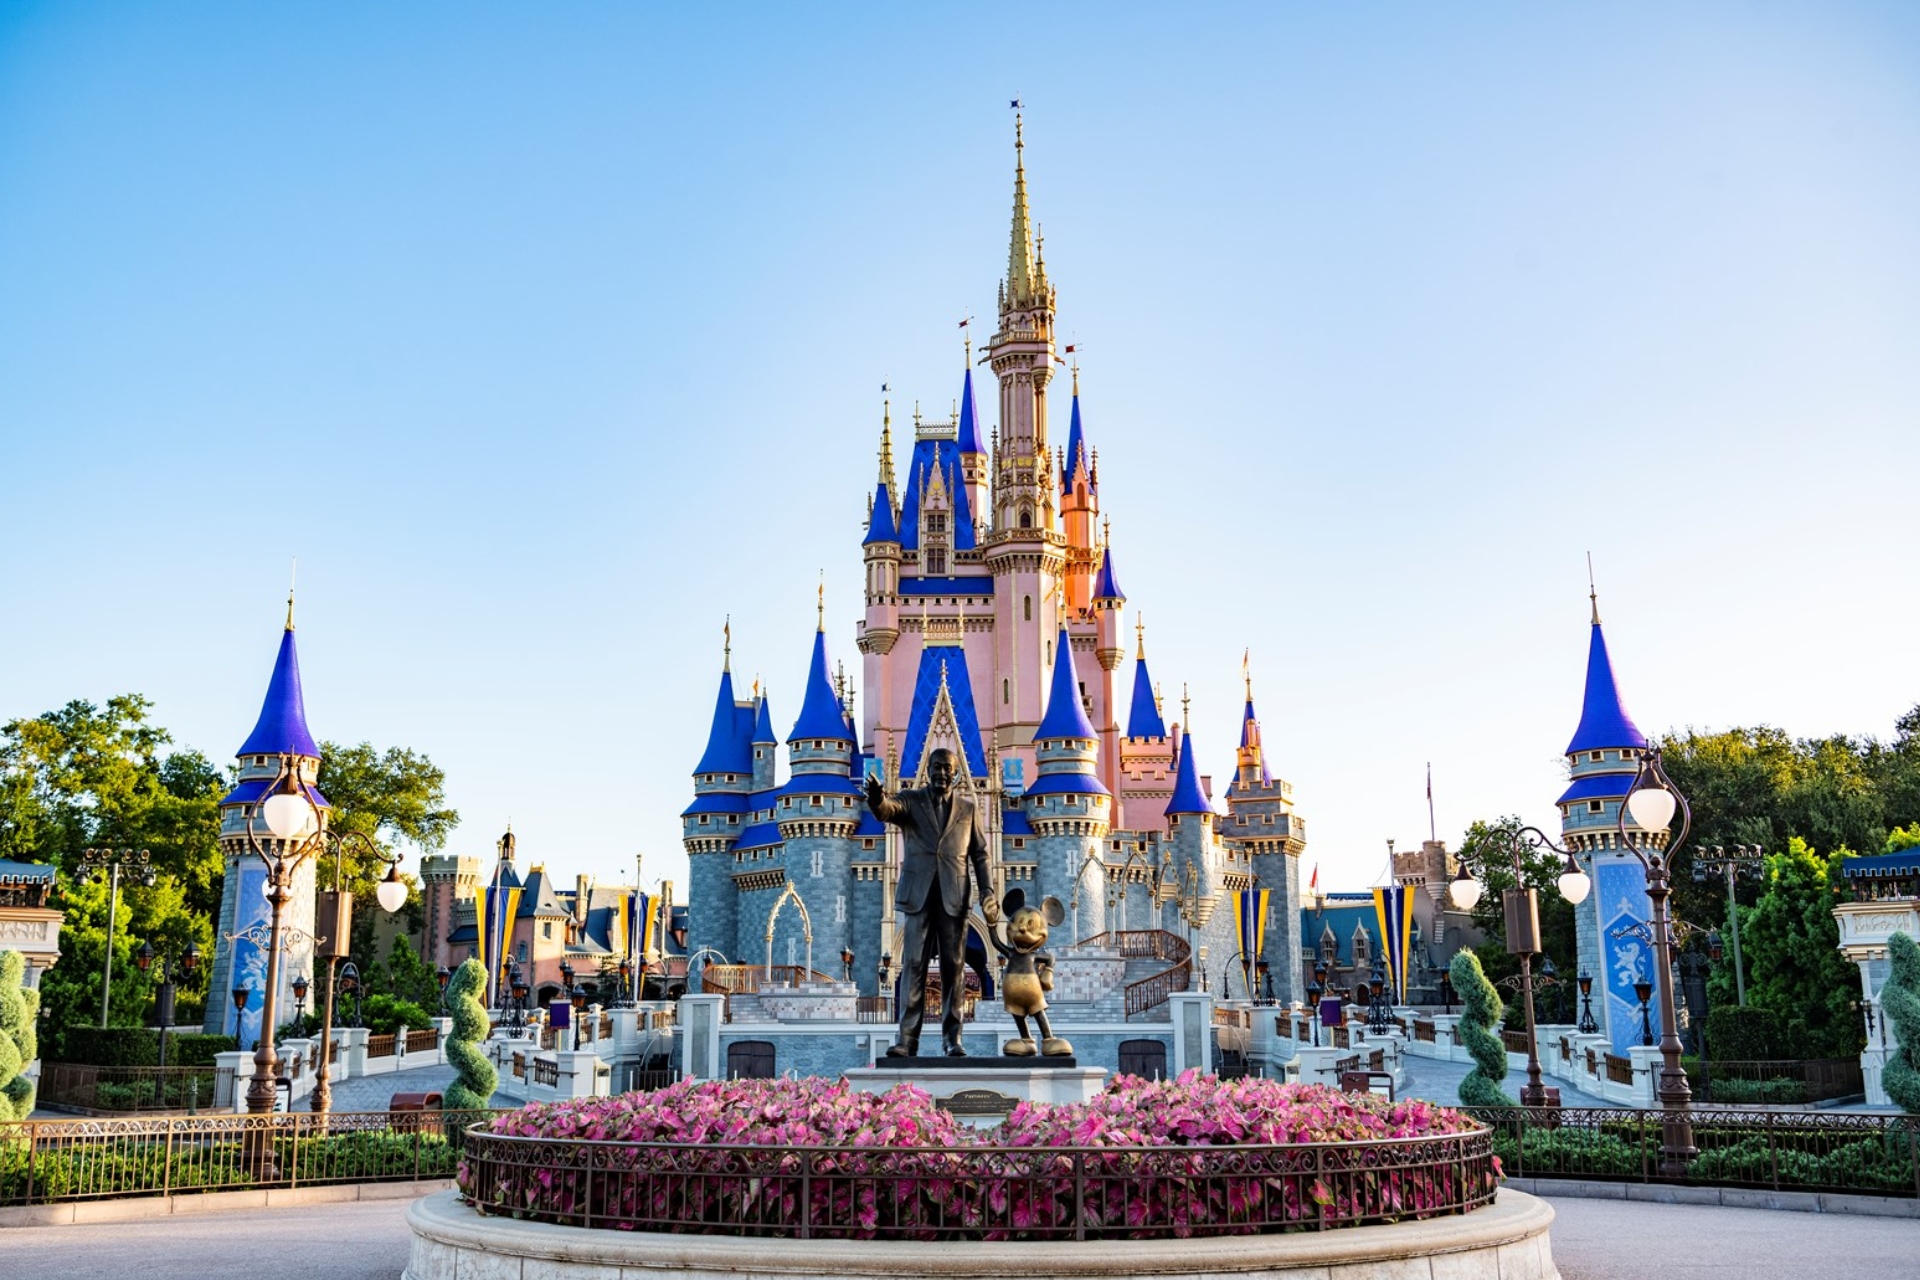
(682, 116), (1308, 1017)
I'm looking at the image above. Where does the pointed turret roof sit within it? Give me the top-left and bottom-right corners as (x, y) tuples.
(789, 625), (854, 743)
(752, 692), (777, 746)
(1061, 389), (1093, 493)
(1034, 626), (1097, 741)
(1092, 543), (1124, 602)
(955, 366), (985, 454)
(863, 482), (898, 545)
(238, 614), (320, 758)
(1565, 603), (1647, 755)
(693, 665), (753, 775)
(1165, 725), (1214, 816)
(1126, 625), (1167, 739)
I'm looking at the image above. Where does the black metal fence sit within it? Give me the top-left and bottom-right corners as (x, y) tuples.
(37, 1064), (232, 1113)
(1689, 1059), (1865, 1105)
(0, 1108), (512, 1206)
(1467, 1106), (1920, 1199)
(458, 1127), (1499, 1239)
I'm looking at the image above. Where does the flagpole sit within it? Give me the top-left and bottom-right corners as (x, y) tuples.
(1426, 762), (1436, 843)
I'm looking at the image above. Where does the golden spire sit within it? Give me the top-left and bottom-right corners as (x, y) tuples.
(878, 397), (895, 489)
(1135, 612), (1146, 661)
(1587, 551), (1600, 625)
(723, 616), (732, 671)
(1006, 111), (1036, 307)
(285, 557), (297, 630)
(1181, 683), (1191, 732)
(1243, 648), (1253, 701)
(816, 576), (825, 632)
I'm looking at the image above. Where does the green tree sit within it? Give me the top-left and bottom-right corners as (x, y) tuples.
(0, 698), (220, 1057)
(316, 740), (457, 957)
(367, 934), (443, 1012)
(1712, 839), (1859, 1059)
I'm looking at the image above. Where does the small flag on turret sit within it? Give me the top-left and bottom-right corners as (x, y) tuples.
(1063, 344), (1077, 354)
(1010, 98), (1023, 109)
(958, 318), (969, 329)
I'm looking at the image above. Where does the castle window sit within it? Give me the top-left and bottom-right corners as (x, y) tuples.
(1024, 596), (1032, 621)
(834, 893), (846, 923)
(1589, 751), (1603, 762)
(927, 513), (947, 533)
(542, 922), (552, 940)
(1020, 508), (1032, 529)
(812, 849), (823, 877)
(927, 549), (947, 574)
(698, 816), (709, 825)
(811, 795), (823, 807)
(1003, 679), (1010, 705)
(862, 838), (876, 851)
(1588, 800), (1604, 814)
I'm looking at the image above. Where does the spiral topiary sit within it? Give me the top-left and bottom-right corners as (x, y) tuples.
(1880, 932), (1920, 1115)
(1451, 950), (1515, 1108)
(442, 957), (496, 1114)
(0, 950), (40, 1120)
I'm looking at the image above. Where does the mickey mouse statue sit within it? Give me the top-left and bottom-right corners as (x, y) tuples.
(989, 888), (1073, 1057)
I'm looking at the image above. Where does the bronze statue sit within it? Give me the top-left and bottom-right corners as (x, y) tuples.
(990, 889), (1072, 1056)
(865, 748), (999, 1057)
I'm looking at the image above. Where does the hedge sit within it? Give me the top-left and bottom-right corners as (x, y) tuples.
(54, 1028), (237, 1068)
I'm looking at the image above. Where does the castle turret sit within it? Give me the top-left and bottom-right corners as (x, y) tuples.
(205, 596), (322, 1038)
(1090, 535), (1125, 800)
(1558, 589), (1662, 1055)
(683, 631), (753, 974)
(1060, 374), (1098, 613)
(1117, 619), (1173, 835)
(751, 689), (778, 792)
(1221, 663), (1307, 1005)
(777, 603), (859, 973)
(955, 360), (989, 533)
(1026, 626), (1112, 941)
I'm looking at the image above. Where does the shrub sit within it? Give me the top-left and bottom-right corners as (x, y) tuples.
(1451, 951), (1514, 1107)
(362, 994), (432, 1037)
(0, 951), (38, 1120)
(1705, 1006), (1781, 1061)
(56, 1027), (160, 1068)
(1707, 1076), (1805, 1105)
(1882, 933), (1920, 1114)
(443, 959), (495, 1113)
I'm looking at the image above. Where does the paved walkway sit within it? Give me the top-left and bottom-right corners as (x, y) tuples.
(1398, 1052), (1622, 1109)
(4, 1193), (1913, 1279)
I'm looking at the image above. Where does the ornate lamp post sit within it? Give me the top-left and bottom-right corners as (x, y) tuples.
(81, 848), (155, 1027)
(1612, 750), (1698, 1175)
(569, 984), (586, 1051)
(1447, 824), (1592, 1107)
(511, 968), (532, 1033)
(1633, 979), (1655, 1047)
(234, 766), (408, 1123)
(1692, 845), (1762, 1005)
(230, 985), (251, 1045)
(437, 965), (453, 1013)
(616, 958), (635, 1009)
(1366, 962), (1393, 1034)
(291, 973), (310, 1027)
(134, 941), (200, 1067)
(1576, 971), (1598, 1034)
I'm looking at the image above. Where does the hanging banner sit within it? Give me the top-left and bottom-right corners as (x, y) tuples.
(1230, 888), (1270, 999)
(1371, 885), (1414, 1003)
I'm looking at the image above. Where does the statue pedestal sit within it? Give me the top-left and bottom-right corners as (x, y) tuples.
(844, 1058), (1108, 1125)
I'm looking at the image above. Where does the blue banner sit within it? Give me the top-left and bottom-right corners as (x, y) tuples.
(1594, 858), (1660, 1057)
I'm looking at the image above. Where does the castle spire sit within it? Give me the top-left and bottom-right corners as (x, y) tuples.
(1006, 111), (1037, 308)
(1565, 594), (1647, 755)
(1034, 625), (1097, 741)
(1126, 616), (1167, 739)
(1165, 722), (1214, 816)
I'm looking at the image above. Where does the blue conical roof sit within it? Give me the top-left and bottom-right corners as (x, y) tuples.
(1565, 621), (1647, 754)
(863, 481), (898, 545)
(1239, 698), (1258, 749)
(789, 628), (854, 743)
(1126, 652), (1166, 738)
(1061, 392), (1093, 491)
(1092, 544), (1124, 601)
(1034, 627), (1097, 741)
(955, 367), (985, 453)
(752, 693), (777, 745)
(1165, 727), (1214, 816)
(693, 667), (753, 775)
(238, 625), (320, 758)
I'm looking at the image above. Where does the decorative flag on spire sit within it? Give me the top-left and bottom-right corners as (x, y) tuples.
(1371, 884), (1414, 1004)
(1231, 888), (1271, 1000)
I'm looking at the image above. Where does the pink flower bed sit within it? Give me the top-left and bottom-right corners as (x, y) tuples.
(457, 1071), (1496, 1239)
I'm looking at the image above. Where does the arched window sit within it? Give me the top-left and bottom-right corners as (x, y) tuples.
(1003, 678), (1010, 705)
(1023, 595), (1032, 621)
(1019, 507), (1032, 529)
(1351, 924), (1371, 966)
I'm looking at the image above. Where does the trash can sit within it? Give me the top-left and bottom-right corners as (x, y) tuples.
(388, 1090), (444, 1133)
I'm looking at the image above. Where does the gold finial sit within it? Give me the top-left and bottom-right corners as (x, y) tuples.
(1243, 649), (1252, 701)
(752, 675), (760, 699)
(878, 398), (896, 489)
(1006, 105), (1036, 305)
(285, 557), (297, 630)
(723, 616), (732, 671)
(1154, 680), (1165, 716)
(1102, 514), (1110, 550)
(1181, 683), (1191, 732)
(1586, 551), (1600, 625)
(817, 575), (825, 632)
(1135, 613), (1145, 660)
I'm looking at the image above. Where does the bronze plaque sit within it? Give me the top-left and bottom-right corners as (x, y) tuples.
(936, 1088), (1018, 1118)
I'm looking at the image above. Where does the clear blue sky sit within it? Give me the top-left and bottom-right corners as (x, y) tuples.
(3, 3), (1916, 896)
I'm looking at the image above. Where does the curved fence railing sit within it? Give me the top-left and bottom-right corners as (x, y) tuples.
(1465, 1106), (1920, 1200)
(457, 1126), (1497, 1240)
(1078, 929), (1193, 1019)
